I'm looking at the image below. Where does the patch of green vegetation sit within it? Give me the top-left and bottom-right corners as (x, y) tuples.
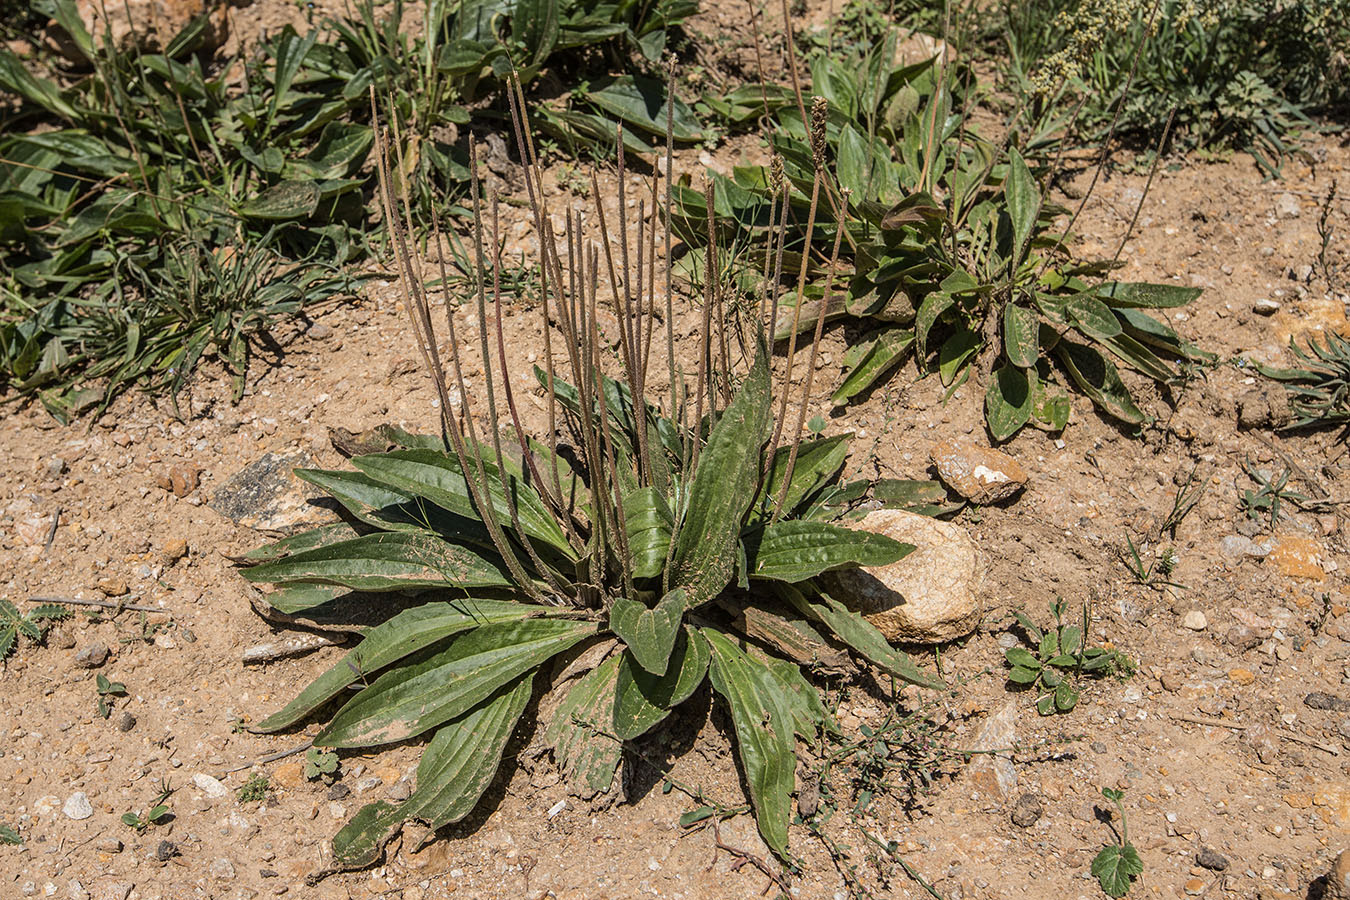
(238, 104), (946, 874)
(121, 779), (173, 832)
(0, 0), (702, 417)
(1005, 0), (1350, 176)
(237, 774), (270, 803)
(690, 30), (1209, 440)
(0, 599), (69, 662)
(95, 672), (127, 719)
(1092, 786), (1143, 897)
(1005, 599), (1133, 715)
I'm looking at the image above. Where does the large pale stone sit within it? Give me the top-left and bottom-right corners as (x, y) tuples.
(930, 440), (1027, 505)
(825, 508), (984, 644)
(63, 0), (239, 56)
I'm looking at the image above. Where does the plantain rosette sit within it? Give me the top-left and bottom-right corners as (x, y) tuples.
(237, 353), (943, 873)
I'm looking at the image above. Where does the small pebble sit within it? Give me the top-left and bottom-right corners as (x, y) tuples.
(74, 643), (110, 669)
(154, 840), (177, 861)
(210, 858), (235, 881)
(1182, 611), (1208, 631)
(1010, 793), (1043, 827)
(63, 793), (93, 821)
(1196, 848), (1229, 871)
(1253, 298), (1281, 316)
(1305, 692), (1350, 711)
(192, 773), (228, 799)
(117, 712), (137, 732)
(94, 837), (123, 854)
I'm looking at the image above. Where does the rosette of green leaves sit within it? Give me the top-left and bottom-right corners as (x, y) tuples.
(240, 361), (942, 872)
(687, 33), (1211, 440)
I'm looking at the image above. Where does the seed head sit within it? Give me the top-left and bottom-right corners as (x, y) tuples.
(810, 96), (828, 171)
(770, 155), (785, 195)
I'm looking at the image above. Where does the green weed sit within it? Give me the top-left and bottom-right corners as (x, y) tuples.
(237, 774), (270, 803)
(95, 672), (127, 719)
(1091, 786), (1143, 897)
(690, 26), (1210, 440)
(121, 779), (173, 832)
(237, 97), (945, 874)
(1007, 0), (1350, 177)
(1005, 599), (1132, 715)
(0, 599), (69, 662)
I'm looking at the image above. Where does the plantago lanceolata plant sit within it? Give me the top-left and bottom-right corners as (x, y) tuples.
(239, 76), (942, 876)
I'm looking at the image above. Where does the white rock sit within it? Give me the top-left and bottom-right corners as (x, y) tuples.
(192, 773), (228, 799)
(1182, 611), (1208, 631)
(1253, 298), (1281, 316)
(825, 509), (984, 643)
(62, 793), (93, 821)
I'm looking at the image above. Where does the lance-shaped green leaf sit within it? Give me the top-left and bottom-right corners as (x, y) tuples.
(763, 656), (838, 738)
(295, 469), (414, 519)
(1003, 303), (1039, 369)
(1095, 281), (1200, 309)
(871, 478), (963, 517)
(256, 599), (541, 732)
(317, 619), (595, 748)
(744, 520), (911, 583)
(1055, 339), (1145, 425)
(704, 629), (796, 859)
(263, 583), (346, 614)
(781, 586), (944, 689)
(544, 654), (622, 799)
(609, 589), (687, 676)
(986, 365), (1034, 442)
(914, 290), (954, 363)
(1004, 147), (1039, 265)
(612, 627), (709, 740)
(1065, 293), (1123, 341)
(329, 677), (532, 870)
(623, 486), (673, 580)
(671, 350), (771, 604)
(241, 522), (363, 563)
(831, 328), (914, 407)
(351, 449), (572, 555)
(752, 433), (851, 523)
(239, 531), (513, 591)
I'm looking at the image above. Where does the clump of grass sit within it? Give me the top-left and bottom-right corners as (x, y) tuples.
(237, 83), (944, 877)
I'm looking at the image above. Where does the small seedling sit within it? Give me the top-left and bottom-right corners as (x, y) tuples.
(1239, 461), (1309, 527)
(96, 674), (127, 719)
(122, 780), (173, 832)
(1006, 600), (1133, 715)
(1091, 787), (1143, 897)
(1122, 537), (1185, 591)
(304, 747), (340, 782)
(1158, 465), (1206, 539)
(237, 774), (270, 803)
(0, 600), (70, 662)
(0, 823), (22, 845)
